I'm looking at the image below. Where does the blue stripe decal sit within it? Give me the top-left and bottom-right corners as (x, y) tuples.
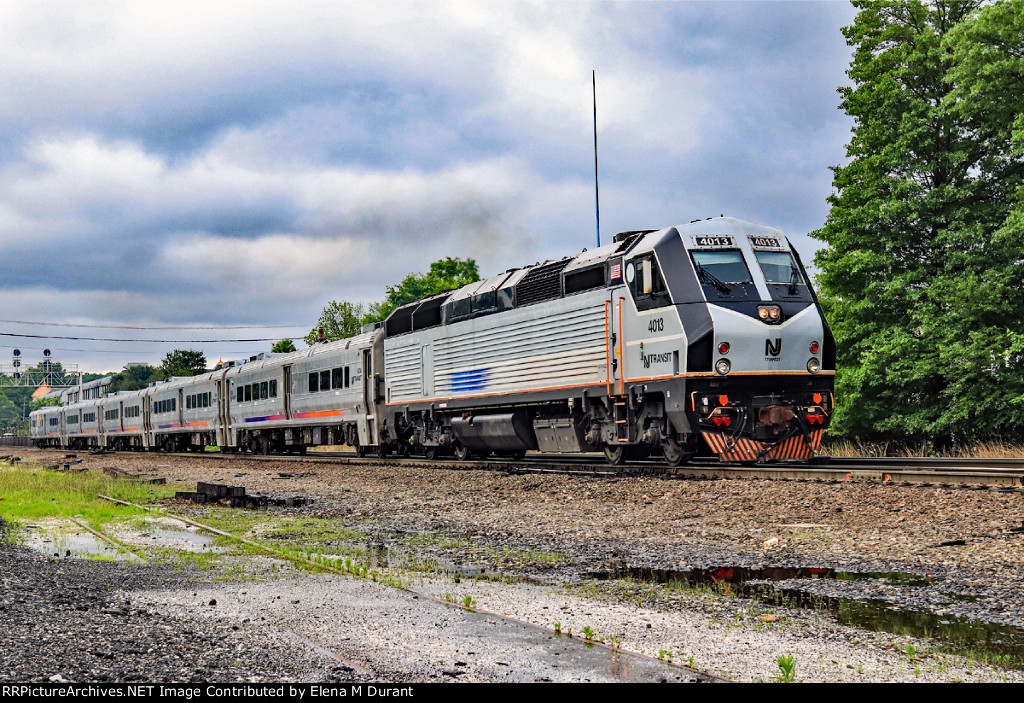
(449, 368), (490, 393)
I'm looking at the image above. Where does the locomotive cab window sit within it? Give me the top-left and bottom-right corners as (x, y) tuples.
(626, 255), (671, 310)
(690, 249), (758, 300)
(754, 250), (811, 300)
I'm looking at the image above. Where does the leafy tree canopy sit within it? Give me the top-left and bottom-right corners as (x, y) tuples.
(271, 339), (297, 353)
(160, 349), (207, 378)
(29, 396), (61, 412)
(107, 364), (166, 394)
(812, 0), (1024, 445)
(307, 257), (480, 344)
(304, 301), (367, 346)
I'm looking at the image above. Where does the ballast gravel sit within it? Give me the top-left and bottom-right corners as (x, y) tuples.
(0, 521), (378, 683)
(7, 450), (1024, 683)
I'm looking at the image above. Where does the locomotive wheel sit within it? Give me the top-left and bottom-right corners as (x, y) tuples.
(423, 445), (438, 460)
(662, 440), (694, 467)
(603, 444), (627, 465)
(453, 444), (470, 461)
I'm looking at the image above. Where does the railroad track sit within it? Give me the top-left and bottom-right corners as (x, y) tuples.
(89, 448), (1024, 489)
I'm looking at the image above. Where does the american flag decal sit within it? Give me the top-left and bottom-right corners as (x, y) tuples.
(610, 263), (621, 280)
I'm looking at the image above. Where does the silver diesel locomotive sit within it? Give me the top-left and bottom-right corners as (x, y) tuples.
(382, 216), (834, 464)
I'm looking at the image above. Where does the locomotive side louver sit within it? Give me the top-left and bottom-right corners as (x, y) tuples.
(515, 259), (571, 307)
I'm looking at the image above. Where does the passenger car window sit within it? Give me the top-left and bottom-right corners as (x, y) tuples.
(309, 373), (319, 392)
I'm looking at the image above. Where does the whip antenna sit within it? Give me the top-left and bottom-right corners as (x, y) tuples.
(593, 69), (600, 248)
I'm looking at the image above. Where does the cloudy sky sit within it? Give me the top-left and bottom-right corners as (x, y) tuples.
(0, 0), (857, 374)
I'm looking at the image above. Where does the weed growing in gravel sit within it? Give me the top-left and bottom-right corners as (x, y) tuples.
(772, 654), (797, 683)
(553, 622), (561, 633)
(462, 595), (476, 609)
(582, 626), (594, 640)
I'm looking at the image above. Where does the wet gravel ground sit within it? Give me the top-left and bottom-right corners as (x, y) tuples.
(8, 449), (1024, 682)
(0, 517), (379, 683)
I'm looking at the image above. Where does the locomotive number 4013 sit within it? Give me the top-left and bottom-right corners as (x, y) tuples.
(648, 318), (664, 333)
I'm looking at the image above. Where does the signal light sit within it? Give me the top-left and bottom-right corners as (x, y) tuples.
(807, 358), (821, 374)
(718, 395), (729, 406)
(813, 393), (822, 404)
(715, 359), (731, 375)
(718, 341), (730, 354)
(809, 341), (820, 354)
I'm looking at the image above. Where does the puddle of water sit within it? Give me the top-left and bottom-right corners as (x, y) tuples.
(22, 525), (143, 563)
(595, 564), (1024, 669)
(364, 540), (485, 579)
(147, 526), (221, 552)
(593, 564), (931, 588)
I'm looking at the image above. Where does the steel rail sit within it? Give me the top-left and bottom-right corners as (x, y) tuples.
(125, 450), (1024, 488)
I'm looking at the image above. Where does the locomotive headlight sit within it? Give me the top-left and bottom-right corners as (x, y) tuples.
(715, 359), (731, 375)
(757, 305), (781, 323)
(807, 357), (821, 374)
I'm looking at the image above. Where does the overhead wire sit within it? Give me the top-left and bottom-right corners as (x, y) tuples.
(0, 318), (305, 330)
(1, 333), (285, 343)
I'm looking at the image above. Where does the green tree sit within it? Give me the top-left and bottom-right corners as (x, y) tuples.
(304, 300), (366, 345)
(0, 390), (19, 432)
(29, 396), (61, 412)
(370, 256), (480, 322)
(271, 339), (297, 353)
(160, 350), (207, 377)
(107, 364), (166, 393)
(812, 0), (1024, 444)
(305, 257), (481, 344)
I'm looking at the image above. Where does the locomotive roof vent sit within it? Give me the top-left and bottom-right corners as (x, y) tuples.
(613, 229), (654, 243)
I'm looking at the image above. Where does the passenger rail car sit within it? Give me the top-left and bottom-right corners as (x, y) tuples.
(30, 217), (834, 465)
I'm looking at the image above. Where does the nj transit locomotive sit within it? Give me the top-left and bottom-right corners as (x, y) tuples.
(31, 217), (835, 465)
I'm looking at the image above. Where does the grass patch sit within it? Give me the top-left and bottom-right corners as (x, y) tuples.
(825, 439), (1024, 458)
(0, 462), (180, 529)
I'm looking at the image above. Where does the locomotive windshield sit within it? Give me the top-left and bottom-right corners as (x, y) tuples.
(754, 251), (802, 285)
(754, 250), (811, 300)
(691, 250), (752, 285)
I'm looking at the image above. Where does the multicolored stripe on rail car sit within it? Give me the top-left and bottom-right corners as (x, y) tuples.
(244, 414), (288, 422)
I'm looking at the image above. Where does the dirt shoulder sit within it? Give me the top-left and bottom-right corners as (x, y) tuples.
(11, 449), (1024, 682)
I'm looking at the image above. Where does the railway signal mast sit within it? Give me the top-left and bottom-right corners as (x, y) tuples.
(0, 348), (82, 395)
